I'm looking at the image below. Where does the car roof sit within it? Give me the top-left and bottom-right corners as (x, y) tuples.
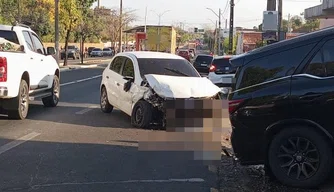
(120, 51), (185, 60)
(196, 54), (213, 57)
(214, 55), (235, 59)
(244, 26), (334, 57)
(0, 24), (34, 32)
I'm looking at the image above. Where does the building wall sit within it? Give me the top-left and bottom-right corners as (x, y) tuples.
(319, 18), (334, 28)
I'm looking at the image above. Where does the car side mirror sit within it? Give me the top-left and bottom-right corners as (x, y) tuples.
(123, 76), (134, 81)
(47, 47), (55, 55)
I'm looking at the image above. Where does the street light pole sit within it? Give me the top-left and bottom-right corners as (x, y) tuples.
(206, 7), (222, 55)
(118, 0), (123, 53)
(55, 0), (60, 65)
(151, 10), (170, 52)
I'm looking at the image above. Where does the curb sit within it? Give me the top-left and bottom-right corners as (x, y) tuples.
(60, 63), (107, 72)
(58, 58), (112, 66)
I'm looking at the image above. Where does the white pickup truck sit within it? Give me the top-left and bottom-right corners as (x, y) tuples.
(0, 23), (60, 120)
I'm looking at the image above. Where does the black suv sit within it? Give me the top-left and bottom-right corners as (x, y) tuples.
(227, 27), (334, 188)
(192, 54), (213, 75)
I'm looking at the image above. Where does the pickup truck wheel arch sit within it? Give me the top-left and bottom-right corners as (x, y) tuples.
(21, 71), (30, 88)
(42, 76), (60, 107)
(7, 79), (29, 120)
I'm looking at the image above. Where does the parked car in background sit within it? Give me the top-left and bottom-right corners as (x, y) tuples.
(90, 48), (103, 57)
(100, 51), (221, 128)
(192, 54), (213, 76)
(103, 48), (112, 56)
(226, 27), (334, 189)
(60, 45), (80, 60)
(87, 47), (95, 56)
(177, 50), (190, 61)
(207, 55), (236, 87)
(0, 23), (60, 120)
(189, 48), (196, 56)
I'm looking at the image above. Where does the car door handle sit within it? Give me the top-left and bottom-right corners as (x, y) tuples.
(106, 76), (109, 79)
(116, 82), (120, 86)
(30, 57), (34, 60)
(41, 59), (43, 61)
(299, 93), (322, 100)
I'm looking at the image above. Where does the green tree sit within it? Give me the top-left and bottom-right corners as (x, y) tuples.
(59, 0), (81, 66)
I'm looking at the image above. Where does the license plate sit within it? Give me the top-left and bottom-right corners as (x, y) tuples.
(225, 67), (229, 70)
(200, 63), (207, 66)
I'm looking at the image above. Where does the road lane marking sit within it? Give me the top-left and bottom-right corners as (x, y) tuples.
(75, 106), (98, 115)
(60, 75), (102, 87)
(0, 132), (41, 155)
(30, 178), (205, 188)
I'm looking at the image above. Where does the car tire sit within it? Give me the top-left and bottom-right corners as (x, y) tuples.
(8, 79), (29, 120)
(100, 86), (113, 113)
(42, 76), (60, 107)
(131, 100), (152, 128)
(268, 126), (332, 188)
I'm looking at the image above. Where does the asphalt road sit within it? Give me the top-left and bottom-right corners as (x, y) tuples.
(0, 64), (217, 192)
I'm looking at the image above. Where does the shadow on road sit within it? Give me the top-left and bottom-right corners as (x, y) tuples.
(0, 137), (216, 192)
(20, 103), (133, 129)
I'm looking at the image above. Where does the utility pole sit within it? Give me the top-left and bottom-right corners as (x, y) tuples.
(228, 0), (235, 54)
(118, 0), (123, 53)
(277, 0), (283, 41)
(214, 21), (218, 55)
(218, 8), (221, 56)
(287, 13), (291, 33)
(55, 0), (60, 65)
(267, 0), (276, 11)
(97, 0), (100, 8)
(17, 1), (21, 22)
(225, 19), (227, 29)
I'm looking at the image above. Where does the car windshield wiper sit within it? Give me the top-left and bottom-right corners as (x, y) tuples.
(164, 67), (189, 76)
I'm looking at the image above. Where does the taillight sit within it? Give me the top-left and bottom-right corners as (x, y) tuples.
(209, 65), (216, 72)
(0, 57), (7, 82)
(228, 99), (244, 114)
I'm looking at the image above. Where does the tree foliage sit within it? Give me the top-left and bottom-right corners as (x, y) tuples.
(0, 0), (137, 44)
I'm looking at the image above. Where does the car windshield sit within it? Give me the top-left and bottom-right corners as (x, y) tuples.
(194, 55), (213, 66)
(103, 48), (110, 51)
(213, 58), (232, 68)
(68, 46), (75, 49)
(93, 48), (102, 51)
(0, 30), (21, 52)
(137, 58), (200, 78)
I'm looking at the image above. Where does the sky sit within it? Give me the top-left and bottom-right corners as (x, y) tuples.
(93, 0), (321, 30)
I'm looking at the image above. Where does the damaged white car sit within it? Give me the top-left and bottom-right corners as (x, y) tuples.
(100, 51), (222, 128)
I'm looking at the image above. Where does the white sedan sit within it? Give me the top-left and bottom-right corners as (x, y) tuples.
(99, 51), (221, 128)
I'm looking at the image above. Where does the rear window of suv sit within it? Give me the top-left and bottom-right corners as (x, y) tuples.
(194, 55), (213, 66)
(0, 30), (21, 52)
(213, 58), (232, 68)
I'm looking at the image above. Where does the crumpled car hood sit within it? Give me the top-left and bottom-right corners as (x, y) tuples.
(144, 74), (221, 99)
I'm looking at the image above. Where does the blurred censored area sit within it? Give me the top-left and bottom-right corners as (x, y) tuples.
(139, 99), (230, 164)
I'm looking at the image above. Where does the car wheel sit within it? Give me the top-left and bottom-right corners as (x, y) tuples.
(131, 100), (152, 128)
(268, 127), (332, 188)
(8, 79), (29, 120)
(100, 86), (113, 113)
(42, 76), (60, 107)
